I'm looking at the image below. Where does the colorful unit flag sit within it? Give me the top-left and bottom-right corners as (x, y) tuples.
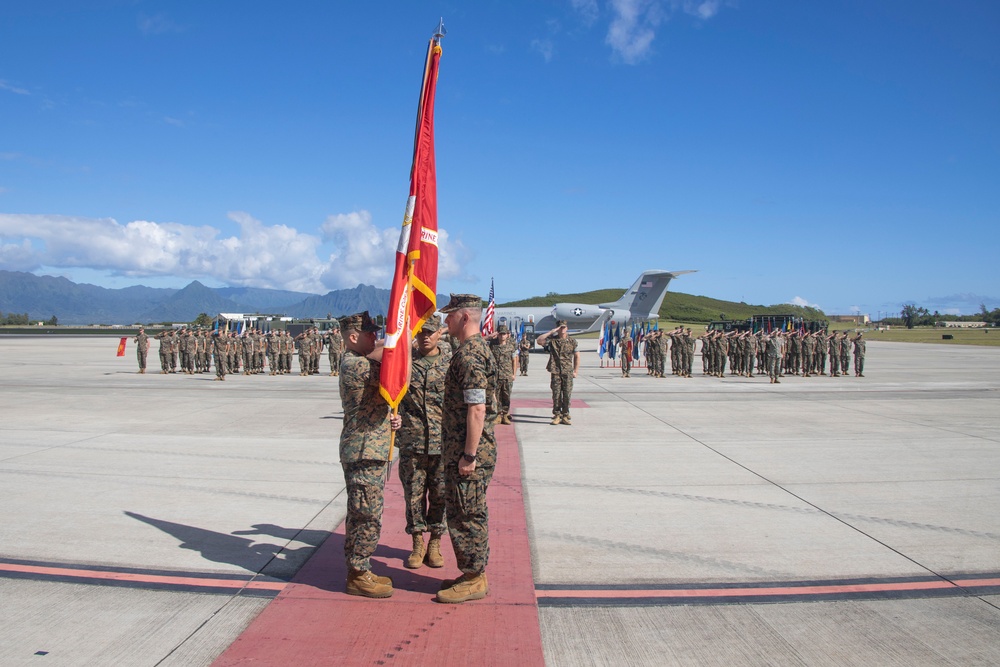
(482, 278), (495, 335)
(116, 337), (127, 357)
(380, 28), (444, 409)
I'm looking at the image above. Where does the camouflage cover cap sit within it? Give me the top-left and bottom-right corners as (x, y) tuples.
(496, 324), (509, 334)
(556, 320), (568, 327)
(420, 314), (443, 332)
(439, 293), (482, 313)
(339, 311), (380, 333)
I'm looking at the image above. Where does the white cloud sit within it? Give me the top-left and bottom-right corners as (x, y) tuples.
(571, 0), (600, 26)
(567, 0), (730, 65)
(320, 210), (398, 288)
(675, 0), (722, 20)
(606, 0), (666, 64)
(138, 12), (183, 35)
(531, 38), (556, 63)
(0, 210), (471, 294)
(790, 296), (821, 309)
(0, 80), (30, 96)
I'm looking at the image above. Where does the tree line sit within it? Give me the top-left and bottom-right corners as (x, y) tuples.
(1, 312), (57, 325)
(882, 304), (999, 329)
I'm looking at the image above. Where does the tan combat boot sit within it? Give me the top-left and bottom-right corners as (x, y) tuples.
(405, 533), (426, 569)
(425, 534), (444, 568)
(436, 572), (488, 603)
(550, 414), (562, 425)
(346, 569), (393, 598)
(502, 413), (512, 425)
(561, 413), (572, 425)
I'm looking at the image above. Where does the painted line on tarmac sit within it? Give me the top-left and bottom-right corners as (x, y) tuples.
(0, 557), (285, 597)
(535, 573), (1000, 606)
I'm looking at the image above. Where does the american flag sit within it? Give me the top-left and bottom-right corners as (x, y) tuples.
(482, 278), (495, 335)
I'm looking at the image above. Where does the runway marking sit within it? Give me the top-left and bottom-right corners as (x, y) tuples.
(536, 573), (1000, 606)
(6, 561), (999, 609)
(0, 558), (285, 597)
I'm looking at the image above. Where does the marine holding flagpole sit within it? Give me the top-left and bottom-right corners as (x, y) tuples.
(335, 20), (445, 599)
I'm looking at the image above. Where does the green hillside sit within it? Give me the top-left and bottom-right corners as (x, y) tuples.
(500, 289), (826, 324)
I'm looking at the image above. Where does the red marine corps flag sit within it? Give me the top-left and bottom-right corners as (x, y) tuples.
(380, 20), (445, 411)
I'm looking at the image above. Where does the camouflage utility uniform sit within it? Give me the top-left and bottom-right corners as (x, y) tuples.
(489, 334), (517, 423)
(545, 337), (578, 421)
(442, 333), (498, 576)
(327, 328), (343, 376)
(339, 349), (392, 572)
(134, 330), (149, 373)
(398, 342), (451, 539)
(518, 337), (531, 375)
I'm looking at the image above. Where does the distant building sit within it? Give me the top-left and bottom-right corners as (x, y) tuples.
(829, 314), (870, 324)
(937, 321), (987, 328)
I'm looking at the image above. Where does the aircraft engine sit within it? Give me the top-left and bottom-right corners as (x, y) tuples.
(552, 303), (603, 322)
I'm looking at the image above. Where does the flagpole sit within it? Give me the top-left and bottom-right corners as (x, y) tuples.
(383, 20), (445, 482)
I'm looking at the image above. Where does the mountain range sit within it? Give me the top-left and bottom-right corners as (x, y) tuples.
(1, 269), (827, 326)
(0, 270), (399, 325)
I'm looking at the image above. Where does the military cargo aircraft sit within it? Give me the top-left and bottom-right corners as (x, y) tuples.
(491, 269), (695, 344)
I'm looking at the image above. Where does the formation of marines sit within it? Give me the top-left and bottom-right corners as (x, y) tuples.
(642, 327), (695, 378)
(603, 325), (869, 382)
(696, 329), (867, 380)
(137, 325), (345, 379)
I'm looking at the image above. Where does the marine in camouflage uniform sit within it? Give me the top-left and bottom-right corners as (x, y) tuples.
(212, 332), (228, 381)
(134, 327), (149, 373)
(307, 327), (321, 374)
(801, 331), (815, 377)
(656, 330), (668, 377)
(765, 331), (783, 383)
(828, 331), (841, 376)
(327, 325), (344, 376)
(644, 331), (659, 375)
(282, 331), (294, 374)
(814, 331), (828, 375)
(518, 336), (531, 375)
(699, 331), (712, 374)
(295, 331), (310, 376)
(852, 332), (866, 377)
(619, 336), (632, 377)
(154, 330), (171, 373)
(338, 311), (398, 598)
(488, 324), (517, 424)
(839, 332), (851, 375)
(397, 315), (450, 570)
(536, 320), (580, 425)
(437, 294), (498, 603)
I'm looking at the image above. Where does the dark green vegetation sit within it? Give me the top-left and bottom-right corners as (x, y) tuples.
(501, 289), (826, 324)
(889, 303), (1000, 329)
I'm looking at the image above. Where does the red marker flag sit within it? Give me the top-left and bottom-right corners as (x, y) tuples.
(380, 29), (444, 410)
(116, 337), (127, 357)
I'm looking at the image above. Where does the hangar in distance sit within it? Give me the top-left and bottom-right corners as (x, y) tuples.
(492, 269), (696, 342)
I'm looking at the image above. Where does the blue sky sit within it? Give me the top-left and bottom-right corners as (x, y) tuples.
(1, 0), (997, 317)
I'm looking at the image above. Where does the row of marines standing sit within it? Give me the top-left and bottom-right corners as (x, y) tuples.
(132, 326), (344, 380)
(698, 329), (866, 381)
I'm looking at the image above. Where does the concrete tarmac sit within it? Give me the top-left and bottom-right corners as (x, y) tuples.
(0, 336), (998, 665)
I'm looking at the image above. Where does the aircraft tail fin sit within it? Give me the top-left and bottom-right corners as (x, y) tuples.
(598, 270), (696, 320)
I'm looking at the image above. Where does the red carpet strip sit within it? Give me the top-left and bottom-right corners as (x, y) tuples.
(212, 421), (545, 666)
